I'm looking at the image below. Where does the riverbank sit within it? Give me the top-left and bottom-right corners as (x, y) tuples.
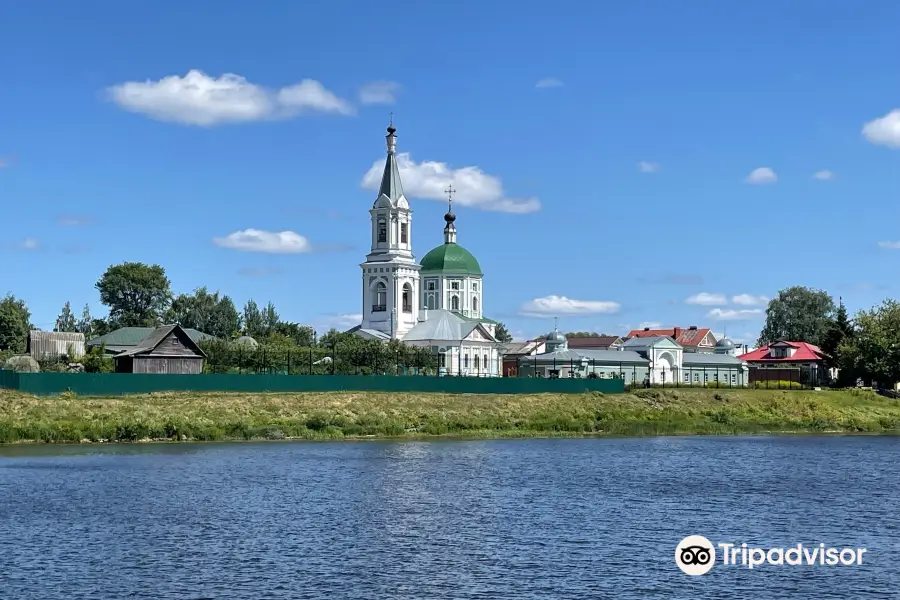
(1, 387), (899, 443)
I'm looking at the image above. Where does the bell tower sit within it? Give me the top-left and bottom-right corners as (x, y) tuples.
(359, 121), (421, 339)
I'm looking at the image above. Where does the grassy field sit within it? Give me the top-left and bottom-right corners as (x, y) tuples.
(0, 387), (899, 444)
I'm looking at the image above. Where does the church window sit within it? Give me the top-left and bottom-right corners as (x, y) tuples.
(474, 354), (480, 370)
(451, 295), (460, 311)
(427, 280), (436, 291)
(373, 282), (387, 312)
(472, 296), (479, 313)
(473, 282), (478, 291)
(402, 283), (412, 313)
(450, 281), (460, 291)
(464, 354), (469, 368)
(378, 219), (387, 243)
(425, 294), (436, 310)
(401, 222), (408, 243)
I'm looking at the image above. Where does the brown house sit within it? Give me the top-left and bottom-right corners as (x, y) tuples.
(113, 324), (207, 374)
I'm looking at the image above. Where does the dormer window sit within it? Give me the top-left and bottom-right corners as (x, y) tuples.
(378, 219), (387, 243)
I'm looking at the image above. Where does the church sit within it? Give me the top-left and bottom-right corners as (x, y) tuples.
(347, 124), (502, 377)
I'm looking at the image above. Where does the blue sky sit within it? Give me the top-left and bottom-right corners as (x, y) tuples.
(1, 1), (899, 343)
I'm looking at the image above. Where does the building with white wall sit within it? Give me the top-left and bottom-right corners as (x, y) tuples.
(348, 124), (501, 376)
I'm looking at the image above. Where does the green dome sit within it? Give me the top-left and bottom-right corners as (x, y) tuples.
(419, 243), (482, 275)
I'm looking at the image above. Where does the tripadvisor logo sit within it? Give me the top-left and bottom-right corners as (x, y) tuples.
(675, 535), (868, 575)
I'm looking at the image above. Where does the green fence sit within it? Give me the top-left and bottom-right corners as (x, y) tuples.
(0, 370), (624, 397)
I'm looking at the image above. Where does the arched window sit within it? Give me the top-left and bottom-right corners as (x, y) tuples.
(451, 295), (459, 311)
(472, 296), (479, 313)
(425, 294), (436, 310)
(474, 354), (480, 370)
(402, 283), (412, 313)
(373, 282), (387, 312)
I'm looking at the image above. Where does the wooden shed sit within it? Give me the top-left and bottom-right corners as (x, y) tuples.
(28, 331), (86, 360)
(113, 324), (207, 374)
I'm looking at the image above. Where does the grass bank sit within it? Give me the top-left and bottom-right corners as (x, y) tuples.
(1, 387), (899, 444)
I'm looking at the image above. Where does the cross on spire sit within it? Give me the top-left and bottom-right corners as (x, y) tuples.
(554, 316), (559, 331)
(389, 111), (393, 126)
(445, 184), (456, 211)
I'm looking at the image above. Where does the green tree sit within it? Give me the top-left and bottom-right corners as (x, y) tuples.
(272, 321), (315, 346)
(90, 318), (112, 338)
(494, 322), (513, 343)
(820, 302), (855, 385)
(96, 262), (172, 327)
(0, 294), (32, 352)
(757, 286), (836, 348)
(167, 287), (241, 339)
(262, 301), (279, 337)
(841, 300), (900, 387)
(77, 303), (94, 338)
(54, 301), (78, 332)
(317, 328), (343, 348)
(242, 299), (265, 339)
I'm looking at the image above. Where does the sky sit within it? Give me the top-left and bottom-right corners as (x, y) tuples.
(1, 1), (899, 343)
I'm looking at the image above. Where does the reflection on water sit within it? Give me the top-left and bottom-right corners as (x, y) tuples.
(1, 436), (898, 599)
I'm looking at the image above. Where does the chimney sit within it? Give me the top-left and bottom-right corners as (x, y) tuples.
(419, 309), (428, 322)
(643, 327), (650, 331)
(689, 325), (697, 330)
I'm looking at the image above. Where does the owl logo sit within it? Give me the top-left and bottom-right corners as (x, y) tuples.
(675, 536), (716, 575)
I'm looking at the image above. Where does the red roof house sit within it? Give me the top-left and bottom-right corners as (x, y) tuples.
(738, 340), (830, 385)
(738, 340), (828, 363)
(625, 326), (716, 352)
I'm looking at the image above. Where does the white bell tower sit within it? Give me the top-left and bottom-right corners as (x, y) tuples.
(359, 122), (421, 339)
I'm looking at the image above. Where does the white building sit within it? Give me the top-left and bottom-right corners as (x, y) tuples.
(348, 124), (502, 376)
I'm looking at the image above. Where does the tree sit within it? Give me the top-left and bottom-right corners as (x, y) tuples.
(494, 322), (513, 343)
(167, 287), (241, 339)
(262, 301), (279, 337)
(820, 302), (855, 385)
(242, 299), (265, 339)
(77, 304), (94, 338)
(757, 286), (836, 348)
(272, 321), (315, 346)
(0, 294), (32, 352)
(841, 300), (900, 387)
(96, 262), (172, 327)
(54, 301), (78, 332)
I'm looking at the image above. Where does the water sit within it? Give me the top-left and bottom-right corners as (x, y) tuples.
(0, 436), (897, 599)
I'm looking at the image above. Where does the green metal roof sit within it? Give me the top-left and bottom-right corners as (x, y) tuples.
(87, 326), (215, 348)
(419, 243), (482, 275)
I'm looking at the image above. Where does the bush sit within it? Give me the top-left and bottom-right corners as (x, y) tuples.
(3, 355), (40, 373)
(752, 380), (804, 389)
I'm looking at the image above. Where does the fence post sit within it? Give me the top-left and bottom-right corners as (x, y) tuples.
(309, 347), (313, 375)
(331, 341), (337, 375)
(287, 348), (291, 375)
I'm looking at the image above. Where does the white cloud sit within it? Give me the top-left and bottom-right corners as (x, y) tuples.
(315, 313), (362, 331)
(731, 294), (769, 306)
(638, 161), (660, 173)
(862, 109), (900, 148)
(707, 308), (763, 321)
(745, 167), (777, 185)
(358, 81), (401, 105)
(535, 78), (563, 89)
(212, 229), (311, 254)
(638, 321), (661, 329)
(18, 238), (39, 250)
(878, 241), (900, 249)
(107, 70), (354, 126)
(57, 214), (92, 227)
(520, 295), (620, 317)
(362, 153), (540, 213)
(812, 170), (835, 181)
(685, 292), (727, 306)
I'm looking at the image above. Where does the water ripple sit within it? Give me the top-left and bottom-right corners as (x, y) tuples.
(0, 436), (897, 599)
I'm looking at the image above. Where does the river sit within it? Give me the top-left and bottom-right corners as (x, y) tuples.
(0, 436), (897, 599)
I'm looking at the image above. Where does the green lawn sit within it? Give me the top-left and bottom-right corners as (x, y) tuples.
(1, 387), (898, 443)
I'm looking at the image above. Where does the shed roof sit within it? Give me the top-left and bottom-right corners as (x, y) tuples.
(403, 310), (494, 343)
(114, 324), (207, 359)
(683, 353), (747, 366)
(87, 326), (215, 349)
